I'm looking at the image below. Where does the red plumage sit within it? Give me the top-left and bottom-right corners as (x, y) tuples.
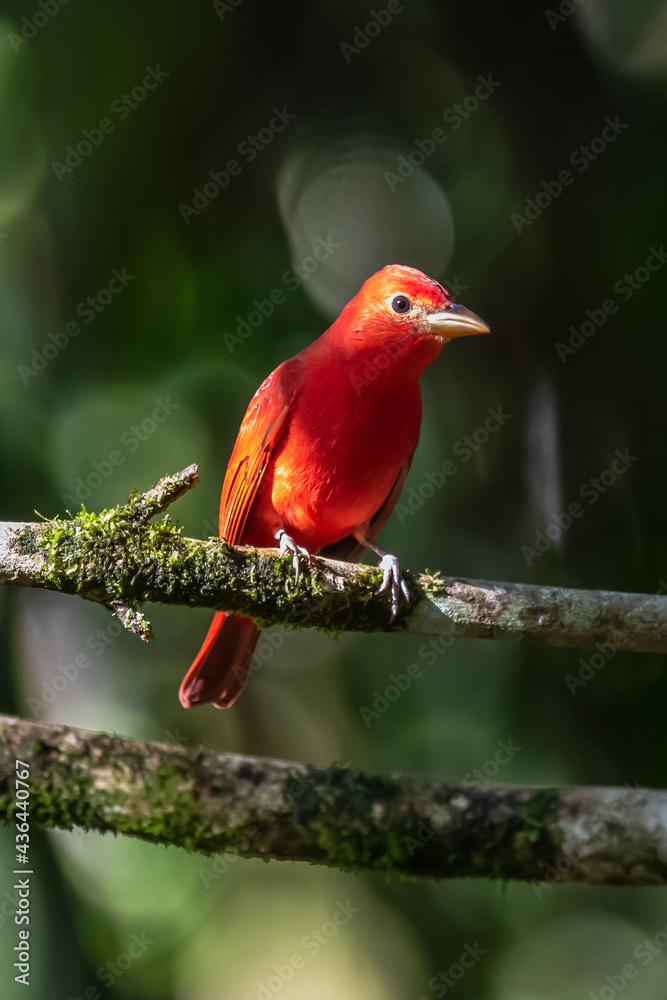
(179, 264), (488, 708)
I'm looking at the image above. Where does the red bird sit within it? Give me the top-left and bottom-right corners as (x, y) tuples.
(179, 264), (489, 709)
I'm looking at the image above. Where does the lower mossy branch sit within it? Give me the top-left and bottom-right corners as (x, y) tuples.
(1, 716), (666, 886)
(3, 452), (664, 883)
(0, 465), (665, 652)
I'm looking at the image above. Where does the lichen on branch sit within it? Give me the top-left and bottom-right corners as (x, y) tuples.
(0, 716), (665, 886)
(0, 465), (665, 653)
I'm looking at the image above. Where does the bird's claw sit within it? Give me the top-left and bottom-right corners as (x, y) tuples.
(276, 529), (310, 583)
(377, 553), (410, 619)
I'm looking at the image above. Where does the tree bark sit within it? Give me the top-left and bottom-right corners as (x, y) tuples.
(1, 715), (665, 887)
(0, 465), (665, 653)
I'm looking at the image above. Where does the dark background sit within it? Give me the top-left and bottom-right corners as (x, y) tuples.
(1, 2), (666, 998)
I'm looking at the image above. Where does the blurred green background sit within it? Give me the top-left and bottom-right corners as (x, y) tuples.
(1, 1), (667, 998)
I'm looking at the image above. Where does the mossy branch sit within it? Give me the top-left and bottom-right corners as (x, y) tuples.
(1, 715), (666, 886)
(0, 464), (665, 651)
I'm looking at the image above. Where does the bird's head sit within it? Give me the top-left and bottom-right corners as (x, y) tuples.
(330, 264), (489, 370)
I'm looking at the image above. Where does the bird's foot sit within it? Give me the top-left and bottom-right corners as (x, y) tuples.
(275, 529), (311, 583)
(377, 553), (410, 619)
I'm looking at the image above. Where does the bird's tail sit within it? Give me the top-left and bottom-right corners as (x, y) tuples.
(179, 611), (260, 709)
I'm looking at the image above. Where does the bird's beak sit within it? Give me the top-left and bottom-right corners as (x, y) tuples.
(427, 303), (490, 339)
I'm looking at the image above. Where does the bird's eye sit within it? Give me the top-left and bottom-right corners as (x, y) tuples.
(391, 295), (411, 314)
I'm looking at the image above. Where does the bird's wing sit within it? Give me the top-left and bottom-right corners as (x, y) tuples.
(317, 449), (416, 563)
(219, 358), (299, 542)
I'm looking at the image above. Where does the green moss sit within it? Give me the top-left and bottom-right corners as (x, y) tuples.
(422, 570), (447, 596)
(285, 766), (411, 874)
(514, 788), (561, 855)
(16, 526), (42, 555)
(470, 786), (561, 881)
(19, 481), (412, 639)
(1, 720), (570, 881)
(282, 772), (563, 880)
